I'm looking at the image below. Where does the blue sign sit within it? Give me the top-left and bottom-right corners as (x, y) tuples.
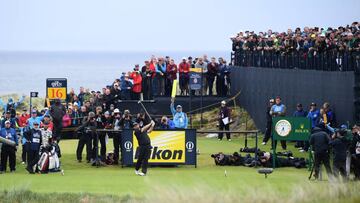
(189, 72), (202, 90)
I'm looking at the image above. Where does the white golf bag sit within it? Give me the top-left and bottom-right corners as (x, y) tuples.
(37, 145), (61, 173)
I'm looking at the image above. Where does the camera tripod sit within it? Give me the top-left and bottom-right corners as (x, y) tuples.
(87, 127), (105, 167)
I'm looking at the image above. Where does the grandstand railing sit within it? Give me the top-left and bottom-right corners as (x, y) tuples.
(231, 50), (360, 72)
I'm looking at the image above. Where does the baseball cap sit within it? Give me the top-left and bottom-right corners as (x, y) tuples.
(176, 105), (182, 109)
(132, 121), (139, 126)
(310, 102), (316, 106)
(269, 99), (275, 103)
(32, 110), (37, 114)
(104, 111), (110, 115)
(33, 121), (39, 125)
(6, 111), (11, 114)
(182, 57), (186, 60)
(4, 120), (10, 124)
(114, 108), (120, 113)
(221, 100), (226, 105)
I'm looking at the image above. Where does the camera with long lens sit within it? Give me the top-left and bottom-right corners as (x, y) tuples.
(85, 126), (95, 134)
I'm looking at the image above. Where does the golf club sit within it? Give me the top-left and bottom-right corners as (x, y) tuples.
(138, 100), (152, 120)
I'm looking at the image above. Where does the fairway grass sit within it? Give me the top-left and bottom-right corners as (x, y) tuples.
(0, 137), (359, 203)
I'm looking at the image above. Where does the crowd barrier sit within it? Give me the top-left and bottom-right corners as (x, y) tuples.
(232, 50), (360, 72)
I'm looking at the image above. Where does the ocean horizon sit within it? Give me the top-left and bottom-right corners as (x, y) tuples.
(0, 50), (229, 96)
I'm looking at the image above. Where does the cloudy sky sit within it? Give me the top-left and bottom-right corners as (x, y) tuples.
(0, 0), (359, 51)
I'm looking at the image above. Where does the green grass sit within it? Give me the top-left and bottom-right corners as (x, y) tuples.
(0, 136), (359, 202)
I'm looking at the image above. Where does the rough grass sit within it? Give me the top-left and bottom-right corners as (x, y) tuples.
(0, 137), (359, 203)
(0, 94), (358, 202)
(1, 179), (359, 203)
(191, 106), (256, 130)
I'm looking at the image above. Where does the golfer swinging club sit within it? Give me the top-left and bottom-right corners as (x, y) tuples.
(133, 119), (155, 176)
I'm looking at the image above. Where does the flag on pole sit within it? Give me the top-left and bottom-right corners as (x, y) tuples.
(171, 80), (178, 98)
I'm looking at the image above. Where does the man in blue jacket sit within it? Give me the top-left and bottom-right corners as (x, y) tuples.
(27, 109), (48, 129)
(301, 102), (321, 152)
(121, 74), (133, 100)
(159, 116), (175, 129)
(25, 121), (42, 174)
(0, 120), (18, 173)
(0, 96), (25, 118)
(1, 111), (17, 128)
(293, 103), (308, 149)
(307, 102), (320, 128)
(170, 98), (188, 129)
(270, 96), (287, 150)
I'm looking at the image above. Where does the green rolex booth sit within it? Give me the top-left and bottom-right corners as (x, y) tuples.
(272, 117), (312, 168)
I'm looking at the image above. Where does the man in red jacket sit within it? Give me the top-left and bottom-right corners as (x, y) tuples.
(131, 65), (143, 100)
(178, 57), (190, 95)
(18, 108), (30, 128)
(166, 59), (178, 96)
(17, 108), (30, 164)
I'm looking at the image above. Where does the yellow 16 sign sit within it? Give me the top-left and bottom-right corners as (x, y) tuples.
(47, 87), (66, 100)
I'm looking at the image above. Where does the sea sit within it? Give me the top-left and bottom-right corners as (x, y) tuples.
(0, 51), (229, 96)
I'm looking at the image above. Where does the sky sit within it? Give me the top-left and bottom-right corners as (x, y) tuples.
(0, 0), (359, 52)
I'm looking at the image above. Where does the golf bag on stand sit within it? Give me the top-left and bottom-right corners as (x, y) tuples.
(37, 144), (61, 173)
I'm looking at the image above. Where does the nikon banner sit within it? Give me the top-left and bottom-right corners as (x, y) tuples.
(121, 129), (197, 167)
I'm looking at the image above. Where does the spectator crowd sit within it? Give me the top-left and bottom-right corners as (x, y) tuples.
(67, 55), (231, 106)
(231, 22), (360, 71)
(261, 96), (360, 180)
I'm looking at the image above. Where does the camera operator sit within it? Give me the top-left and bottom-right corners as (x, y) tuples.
(75, 112), (96, 163)
(94, 107), (107, 161)
(330, 129), (350, 179)
(350, 124), (360, 180)
(159, 116), (175, 129)
(262, 99), (274, 146)
(112, 109), (122, 164)
(309, 123), (332, 180)
(100, 111), (113, 160)
(120, 110), (134, 130)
